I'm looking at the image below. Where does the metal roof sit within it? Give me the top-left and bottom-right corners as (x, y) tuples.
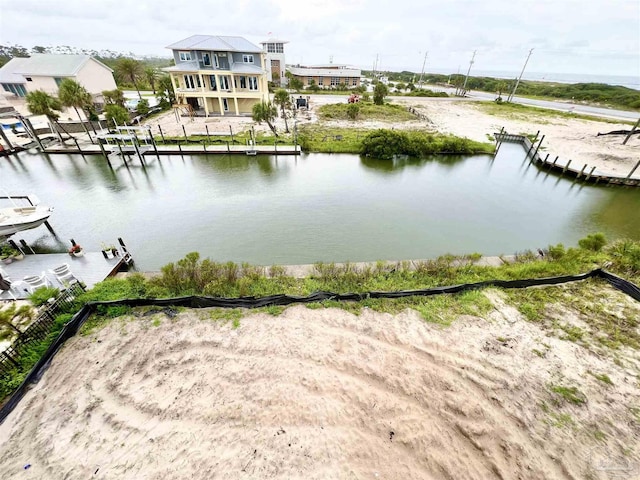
(259, 38), (289, 44)
(0, 54), (112, 83)
(288, 66), (361, 78)
(166, 35), (262, 53)
(230, 64), (263, 74)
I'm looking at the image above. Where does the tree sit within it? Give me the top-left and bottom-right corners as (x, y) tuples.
(25, 90), (65, 142)
(307, 79), (320, 92)
(373, 82), (389, 105)
(273, 89), (291, 133)
(0, 304), (34, 339)
(136, 98), (150, 115)
(58, 78), (93, 138)
(252, 100), (278, 137)
(407, 82), (416, 92)
(285, 72), (303, 92)
(156, 75), (176, 108)
(395, 82), (406, 92)
(144, 67), (158, 94)
(115, 57), (144, 99)
(104, 104), (129, 126)
(102, 88), (125, 107)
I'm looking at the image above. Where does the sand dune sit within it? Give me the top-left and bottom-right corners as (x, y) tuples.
(1, 298), (638, 479)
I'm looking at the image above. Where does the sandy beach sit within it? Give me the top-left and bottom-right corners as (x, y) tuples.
(1, 287), (639, 479)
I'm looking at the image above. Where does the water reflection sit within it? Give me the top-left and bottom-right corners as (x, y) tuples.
(2, 146), (639, 269)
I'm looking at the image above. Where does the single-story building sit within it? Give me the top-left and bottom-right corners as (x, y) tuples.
(287, 64), (361, 89)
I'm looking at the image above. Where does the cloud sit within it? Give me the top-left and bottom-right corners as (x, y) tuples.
(0, 0), (637, 77)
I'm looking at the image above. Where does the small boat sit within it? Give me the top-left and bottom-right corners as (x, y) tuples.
(0, 204), (54, 238)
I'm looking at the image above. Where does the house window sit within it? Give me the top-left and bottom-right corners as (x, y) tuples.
(222, 98), (229, 111)
(248, 77), (258, 90)
(202, 53), (211, 66)
(214, 54), (219, 68)
(209, 75), (217, 91)
(183, 75), (196, 89)
(318, 77), (324, 86)
(239, 76), (247, 89)
(352, 78), (358, 86)
(2, 83), (26, 97)
(307, 77), (313, 85)
(330, 77), (339, 86)
(54, 77), (64, 87)
(243, 54), (254, 63)
(179, 51), (192, 61)
(266, 44), (275, 53)
(219, 76), (230, 90)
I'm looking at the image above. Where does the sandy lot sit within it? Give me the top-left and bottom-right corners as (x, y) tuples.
(142, 94), (639, 178)
(1, 289), (639, 479)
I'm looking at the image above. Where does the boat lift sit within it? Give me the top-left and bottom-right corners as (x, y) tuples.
(96, 126), (157, 165)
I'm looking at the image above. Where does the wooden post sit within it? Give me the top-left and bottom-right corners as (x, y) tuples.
(158, 124), (165, 143)
(226, 141), (230, 153)
(116, 137), (126, 163)
(578, 164), (587, 178)
(205, 125), (210, 144)
(552, 156), (559, 166)
(275, 141), (278, 154)
(229, 125), (234, 144)
(562, 159), (572, 173)
(23, 117), (44, 150)
(133, 137), (144, 166)
(622, 117), (640, 145)
(585, 166), (596, 181)
(178, 143), (183, 158)
(525, 139), (535, 157)
(97, 138), (108, 159)
(72, 136), (85, 159)
(626, 159), (640, 179)
(150, 134), (160, 160)
(543, 153), (549, 163)
(531, 134), (545, 161)
(203, 140), (207, 152)
(182, 124), (188, 143)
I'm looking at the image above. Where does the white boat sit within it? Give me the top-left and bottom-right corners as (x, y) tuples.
(0, 204), (53, 238)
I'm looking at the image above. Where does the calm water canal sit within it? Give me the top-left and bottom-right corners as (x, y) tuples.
(2, 144), (639, 270)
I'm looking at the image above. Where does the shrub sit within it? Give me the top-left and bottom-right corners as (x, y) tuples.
(547, 243), (566, 260)
(373, 82), (388, 105)
(28, 286), (60, 307)
(578, 233), (607, 252)
(360, 129), (409, 160)
(346, 103), (360, 120)
(136, 98), (150, 115)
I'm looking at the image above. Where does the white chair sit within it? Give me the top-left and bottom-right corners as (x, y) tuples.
(49, 264), (78, 287)
(22, 272), (51, 293)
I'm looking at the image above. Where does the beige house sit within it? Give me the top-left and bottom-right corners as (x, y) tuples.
(164, 35), (269, 116)
(287, 64), (361, 89)
(0, 54), (116, 97)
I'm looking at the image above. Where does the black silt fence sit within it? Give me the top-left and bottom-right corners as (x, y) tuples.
(1, 268), (638, 423)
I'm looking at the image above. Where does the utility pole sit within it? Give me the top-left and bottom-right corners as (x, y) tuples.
(460, 50), (476, 96)
(372, 53), (379, 79)
(508, 48), (534, 103)
(418, 51), (428, 90)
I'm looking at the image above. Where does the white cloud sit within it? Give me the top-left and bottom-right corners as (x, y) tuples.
(0, 0), (638, 77)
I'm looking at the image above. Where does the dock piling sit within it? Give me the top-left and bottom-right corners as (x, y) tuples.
(586, 166), (596, 181)
(562, 159), (572, 173)
(626, 159), (640, 179)
(158, 125), (165, 143)
(182, 125), (188, 143)
(578, 164), (587, 178)
(531, 134), (545, 161)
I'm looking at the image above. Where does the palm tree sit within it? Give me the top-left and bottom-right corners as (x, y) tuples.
(58, 79), (93, 139)
(252, 101), (278, 137)
(144, 67), (158, 94)
(25, 90), (64, 143)
(273, 89), (291, 133)
(115, 58), (144, 99)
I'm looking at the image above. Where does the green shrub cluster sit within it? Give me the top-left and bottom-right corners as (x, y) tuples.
(360, 129), (493, 159)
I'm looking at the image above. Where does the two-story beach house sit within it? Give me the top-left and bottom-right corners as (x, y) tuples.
(164, 35), (269, 116)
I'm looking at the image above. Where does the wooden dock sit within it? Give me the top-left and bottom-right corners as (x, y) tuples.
(43, 143), (301, 157)
(1, 252), (128, 301)
(495, 132), (640, 187)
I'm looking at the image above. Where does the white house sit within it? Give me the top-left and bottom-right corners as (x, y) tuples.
(0, 54), (117, 98)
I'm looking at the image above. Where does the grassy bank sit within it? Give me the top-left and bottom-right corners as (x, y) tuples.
(1, 235), (639, 403)
(318, 102), (417, 122)
(298, 127), (494, 156)
(477, 101), (635, 125)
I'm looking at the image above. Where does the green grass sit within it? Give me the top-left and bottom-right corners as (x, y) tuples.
(550, 385), (587, 405)
(297, 126), (368, 153)
(588, 371), (613, 385)
(476, 101), (634, 125)
(318, 102), (417, 122)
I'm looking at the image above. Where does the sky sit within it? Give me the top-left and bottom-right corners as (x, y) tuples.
(1, 0), (639, 78)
